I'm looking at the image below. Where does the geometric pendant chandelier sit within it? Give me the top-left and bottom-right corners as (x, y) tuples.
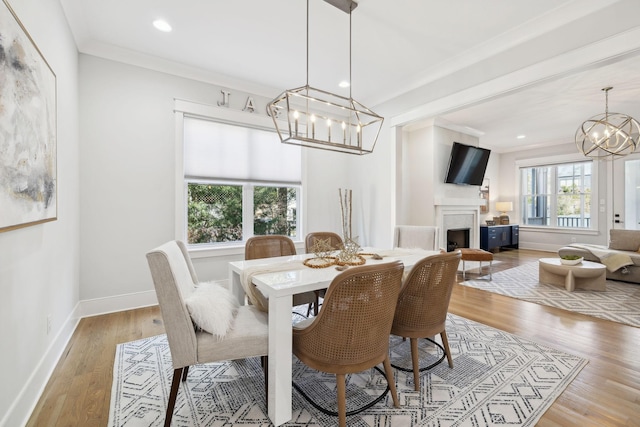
(268, 0), (383, 155)
(575, 87), (640, 158)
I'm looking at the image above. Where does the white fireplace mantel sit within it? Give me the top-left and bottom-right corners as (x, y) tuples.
(435, 202), (481, 249)
(434, 198), (484, 206)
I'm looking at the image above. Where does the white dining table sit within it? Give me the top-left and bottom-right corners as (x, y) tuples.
(228, 248), (438, 426)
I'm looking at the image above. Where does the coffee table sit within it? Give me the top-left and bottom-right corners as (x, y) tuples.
(538, 258), (606, 291)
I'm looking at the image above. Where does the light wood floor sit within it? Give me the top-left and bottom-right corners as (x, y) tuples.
(27, 249), (640, 426)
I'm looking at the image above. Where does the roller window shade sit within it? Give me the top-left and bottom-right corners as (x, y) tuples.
(184, 117), (301, 183)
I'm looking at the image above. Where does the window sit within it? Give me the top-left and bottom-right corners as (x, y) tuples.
(183, 116), (301, 246)
(520, 160), (592, 228)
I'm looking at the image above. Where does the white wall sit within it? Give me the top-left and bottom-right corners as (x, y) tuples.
(395, 124), (484, 227)
(347, 119), (396, 249)
(403, 125), (436, 225)
(480, 149), (501, 222)
(0, 0), (80, 425)
(78, 54), (351, 306)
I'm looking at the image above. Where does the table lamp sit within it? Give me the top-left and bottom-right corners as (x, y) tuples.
(496, 201), (513, 225)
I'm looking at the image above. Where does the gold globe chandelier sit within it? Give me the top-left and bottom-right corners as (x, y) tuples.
(575, 87), (640, 158)
(268, 0), (383, 155)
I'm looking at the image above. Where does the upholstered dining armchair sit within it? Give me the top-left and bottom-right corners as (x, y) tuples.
(390, 250), (461, 391)
(146, 240), (268, 427)
(393, 225), (440, 251)
(292, 261), (404, 427)
(244, 235), (318, 315)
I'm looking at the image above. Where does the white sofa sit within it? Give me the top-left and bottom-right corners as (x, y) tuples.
(558, 229), (640, 284)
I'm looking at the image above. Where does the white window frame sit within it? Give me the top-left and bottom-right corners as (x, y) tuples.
(185, 179), (302, 247)
(515, 153), (598, 234)
(174, 99), (304, 257)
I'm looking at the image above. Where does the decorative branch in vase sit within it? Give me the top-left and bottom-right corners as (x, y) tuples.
(337, 188), (363, 265)
(339, 188), (352, 241)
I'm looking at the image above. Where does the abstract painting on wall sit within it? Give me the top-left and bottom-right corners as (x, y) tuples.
(0, 0), (57, 232)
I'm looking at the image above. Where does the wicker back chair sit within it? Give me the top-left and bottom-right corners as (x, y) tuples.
(305, 231), (344, 253)
(390, 250), (461, 391)
(293, 261), (404, 427)
(304, 232), (344, 314)
(245, 235), (297, 259)
(244, 235), (317, 313)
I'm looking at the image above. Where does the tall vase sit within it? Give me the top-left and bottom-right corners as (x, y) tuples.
(339, 188), (352, 241)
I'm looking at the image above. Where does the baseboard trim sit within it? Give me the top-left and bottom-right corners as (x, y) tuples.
(3, 307), (79, 427)
(76, 289), (159, 318)
(517, 243), (562, 253)
(5, 282), (237, 427)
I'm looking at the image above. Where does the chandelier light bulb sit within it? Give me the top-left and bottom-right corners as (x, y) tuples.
(310, 114), (316, 138)
(293, 110), (299, 135)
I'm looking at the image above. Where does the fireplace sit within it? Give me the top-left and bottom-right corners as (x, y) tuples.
(435, 198), (482, 249)
(447, 228), (470, 252)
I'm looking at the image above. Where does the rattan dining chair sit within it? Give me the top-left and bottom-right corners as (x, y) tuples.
(245, 235), (317, 314)
(390, 250), (461, 391)
(304, 232), (344, 315)
(292, 261), (404, 427)
(305, 231), (344, 253)
(146, 240), (268, 427)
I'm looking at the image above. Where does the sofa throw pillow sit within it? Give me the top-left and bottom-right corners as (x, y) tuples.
(184, 282), (239, 338)
(609, 229), (640, 252)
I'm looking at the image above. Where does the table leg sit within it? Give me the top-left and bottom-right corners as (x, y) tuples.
(267, 294), (293, 426)
(565, 270), (576, 292)
(229, 270), (246, 305)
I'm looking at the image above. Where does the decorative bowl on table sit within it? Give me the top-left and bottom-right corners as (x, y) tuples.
(560, 256), (583, 265)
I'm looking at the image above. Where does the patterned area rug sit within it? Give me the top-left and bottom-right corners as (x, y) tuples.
(108, 314), (586, 426)
(461, 262), (640, 327)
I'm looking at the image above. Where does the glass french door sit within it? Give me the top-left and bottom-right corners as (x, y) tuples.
(613, 153), (640, 230)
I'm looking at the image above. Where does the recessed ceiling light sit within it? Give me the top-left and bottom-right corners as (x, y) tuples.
(338, 81), (350, 88)
(153, 19), (172, 32)
(517, 135), (526, 139)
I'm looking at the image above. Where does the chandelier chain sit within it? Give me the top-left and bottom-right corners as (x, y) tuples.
(349, 8), (352, 100)
(604, 86), (611, 120)
(306, 0), (309, 87)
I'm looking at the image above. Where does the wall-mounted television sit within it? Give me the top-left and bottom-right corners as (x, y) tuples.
(444, 142), (491, 186)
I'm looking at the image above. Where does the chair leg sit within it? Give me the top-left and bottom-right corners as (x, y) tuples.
(441, 331), (454, 368)
(165, 367), (183, 427)
(313, 290), (321, 316)
(382, 357), (400, 408)
(337, 374), (347, 427)
(410, 337), (420, 391)
(262, 355), (269, 403)
(181, 366), (189, 381)
(462, 260), (466, 280)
